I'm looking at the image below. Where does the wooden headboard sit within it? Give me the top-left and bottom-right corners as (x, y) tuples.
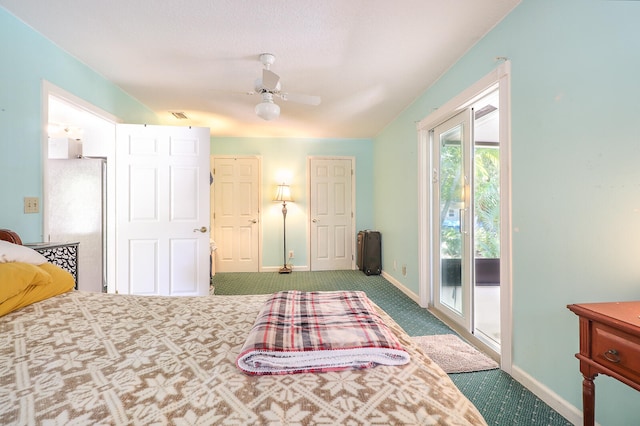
(0, 229), (23, 245)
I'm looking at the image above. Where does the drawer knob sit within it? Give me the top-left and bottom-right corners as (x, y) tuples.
(603, 349), (621, 363)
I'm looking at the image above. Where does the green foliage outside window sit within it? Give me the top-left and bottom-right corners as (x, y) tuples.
(439, 145), (500, 259)
(473, 147), (500, 258)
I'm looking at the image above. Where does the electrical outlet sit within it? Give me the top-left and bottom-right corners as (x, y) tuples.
(402, 264), (407, 276)
(24, 197), (39, 214)
(289, 250), (294, 259)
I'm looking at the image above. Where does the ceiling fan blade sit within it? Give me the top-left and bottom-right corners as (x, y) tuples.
(262, 69), (280, 91)
(279, 92), (322, 106)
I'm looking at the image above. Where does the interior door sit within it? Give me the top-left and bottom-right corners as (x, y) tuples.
(115, 124), (211, 296)
(309, 157), (353, 271)
(212, 157), (260, 272)
(433, 109), (473, 330)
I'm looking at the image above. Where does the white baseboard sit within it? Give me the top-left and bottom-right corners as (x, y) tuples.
(381, 270), (420, 304)
(260, 265), (310, 273)
(510, 365), (583, 425)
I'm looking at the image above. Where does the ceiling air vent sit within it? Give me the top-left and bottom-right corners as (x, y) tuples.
(170, 111), (189, 120)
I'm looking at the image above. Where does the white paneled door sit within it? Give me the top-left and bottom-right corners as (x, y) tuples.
(213, 157), (260, 272)
(115, 124), (211, 296)
(310, 157), (354, 271)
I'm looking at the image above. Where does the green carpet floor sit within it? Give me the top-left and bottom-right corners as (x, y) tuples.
(213, 270), (572, 426)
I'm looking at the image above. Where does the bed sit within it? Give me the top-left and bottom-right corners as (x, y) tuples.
(0, 229), (487, 425)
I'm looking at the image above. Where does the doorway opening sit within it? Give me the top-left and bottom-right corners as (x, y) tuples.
(43, 82), (117, 293)
(433, 91), (501, 350)
(417, 61), (512, 369)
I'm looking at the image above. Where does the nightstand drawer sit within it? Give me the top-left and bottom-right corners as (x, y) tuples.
(592, 322), (640, 382)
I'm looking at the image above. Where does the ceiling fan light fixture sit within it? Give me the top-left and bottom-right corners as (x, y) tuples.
(255, 101), (280, 120)
(255, 93), (280, 121)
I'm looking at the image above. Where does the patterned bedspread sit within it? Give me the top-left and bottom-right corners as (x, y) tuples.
(0, 291), (487, 425)
(237, 290), (410, 375)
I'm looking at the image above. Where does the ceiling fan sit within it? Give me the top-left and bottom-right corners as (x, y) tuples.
(250, 53), (321, 121)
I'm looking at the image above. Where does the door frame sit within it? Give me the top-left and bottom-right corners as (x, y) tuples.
(306, 156), (356, 271)
(211, 155), (263, 272)
(417, 61), (512, 371)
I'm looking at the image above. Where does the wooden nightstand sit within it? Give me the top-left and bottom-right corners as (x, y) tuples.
(26, 242), (79, 288)
(567, 301), (640, 426)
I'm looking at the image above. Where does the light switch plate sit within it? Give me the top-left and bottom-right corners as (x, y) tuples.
(24, 197), (39, 213)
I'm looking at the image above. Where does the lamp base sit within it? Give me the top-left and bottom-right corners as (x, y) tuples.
(278, 265), (292, 274)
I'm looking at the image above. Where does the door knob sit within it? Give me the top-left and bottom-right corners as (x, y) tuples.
(193, 226), (207, 233)
(312, 219), (319, 223)
(248, 219), (257, 223)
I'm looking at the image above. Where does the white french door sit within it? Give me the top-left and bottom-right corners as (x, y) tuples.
(212, 156), (260, 272)
(115, 124), (211, 296)
(431, 90), (503, 352)
(309, 157), (354, 271)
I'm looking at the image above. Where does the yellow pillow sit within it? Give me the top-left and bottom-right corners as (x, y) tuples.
(0, 263), (74, 317)
(0, 262), (53, 303)
(38, 263), (75, 291)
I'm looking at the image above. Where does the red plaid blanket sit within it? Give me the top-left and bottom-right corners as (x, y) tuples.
(236, 290), (410, 375)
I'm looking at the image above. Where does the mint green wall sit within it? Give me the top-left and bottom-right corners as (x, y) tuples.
(5, 1), (640, 423)
(375, 0), (640, 424)
(0, 8), (157, 242)
(212, 137), (374, 269)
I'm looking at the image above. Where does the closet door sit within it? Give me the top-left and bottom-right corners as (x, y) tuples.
(212, 156), (260, 272)
(309, 157), (354, 271)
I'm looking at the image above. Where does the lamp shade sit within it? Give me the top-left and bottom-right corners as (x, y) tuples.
(255, 100), (280, 121)
(274, 183), (292, 202)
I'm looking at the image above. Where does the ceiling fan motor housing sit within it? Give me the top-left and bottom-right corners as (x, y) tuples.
(255, 77), (281, 93)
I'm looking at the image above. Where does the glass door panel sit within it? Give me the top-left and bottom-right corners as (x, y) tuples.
(439, 124), (463, 314)
(433, 109), (472, 330)
(472, 90), (501, 349)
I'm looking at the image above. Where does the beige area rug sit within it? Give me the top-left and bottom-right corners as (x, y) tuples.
(412, 334), (499, 373)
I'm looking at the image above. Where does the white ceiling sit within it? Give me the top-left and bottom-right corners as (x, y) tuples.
(1, 0), (520, 138)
